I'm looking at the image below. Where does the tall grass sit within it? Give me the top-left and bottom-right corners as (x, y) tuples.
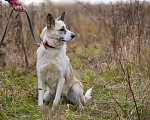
(0, 0), (150, 119)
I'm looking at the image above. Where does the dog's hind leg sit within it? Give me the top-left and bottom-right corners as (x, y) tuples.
(43, 88), (54, 101)
(38, 78), (45, 106)
(67, 82), (85, 108)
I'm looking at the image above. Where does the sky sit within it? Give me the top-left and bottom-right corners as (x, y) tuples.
(1, 0), (150, 5)
(22, 0), (150, 5)
(23, 0), (122, 4)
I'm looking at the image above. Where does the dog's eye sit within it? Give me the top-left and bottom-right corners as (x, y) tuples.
(59, 28), (65, 31)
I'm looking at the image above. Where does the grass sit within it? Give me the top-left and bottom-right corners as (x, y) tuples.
(0, 62), (149, 119)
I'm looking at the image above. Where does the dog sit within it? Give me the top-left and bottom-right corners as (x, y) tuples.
(37, 12), (92, 110)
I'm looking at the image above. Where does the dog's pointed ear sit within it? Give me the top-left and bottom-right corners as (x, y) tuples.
(56, 12), (65, 21)
(61, 12), (65, 21)
(47, 14), (55, 29)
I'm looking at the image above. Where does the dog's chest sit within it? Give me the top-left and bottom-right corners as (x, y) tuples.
(37, 46), (66, 92)
(40, 63), (61, 92)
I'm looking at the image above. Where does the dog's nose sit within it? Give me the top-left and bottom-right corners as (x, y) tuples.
(71, 34), (75, 39)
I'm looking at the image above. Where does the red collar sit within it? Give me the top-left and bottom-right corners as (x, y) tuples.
(43, 42), (55, 49)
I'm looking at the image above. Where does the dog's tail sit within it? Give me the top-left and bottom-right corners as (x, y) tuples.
(84, 87), (93, 102)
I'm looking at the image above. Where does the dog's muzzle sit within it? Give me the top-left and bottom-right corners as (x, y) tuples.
(71, 34), (75, 39)
(58, 33), (76, 42)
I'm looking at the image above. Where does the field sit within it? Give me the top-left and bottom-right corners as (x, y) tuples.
(0, 0), (150, 119)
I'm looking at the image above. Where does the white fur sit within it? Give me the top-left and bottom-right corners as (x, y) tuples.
(37, 13), (92, 110)
(85, 87), (93, 102)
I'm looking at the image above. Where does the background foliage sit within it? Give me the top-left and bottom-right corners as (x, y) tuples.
(0, 0), (150, 119)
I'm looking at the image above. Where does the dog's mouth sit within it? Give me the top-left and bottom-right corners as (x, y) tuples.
(59, 38), (66, 42)
(58, 38), (75, 42)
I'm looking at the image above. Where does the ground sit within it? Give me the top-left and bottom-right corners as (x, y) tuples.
(0, 65), (149, 119)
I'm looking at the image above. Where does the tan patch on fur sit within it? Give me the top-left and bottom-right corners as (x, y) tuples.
(40, 63), (61, 80)
(80, 95), (85, 106)
(63, 57), (78, 92)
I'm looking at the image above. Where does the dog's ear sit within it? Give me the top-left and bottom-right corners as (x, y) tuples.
(56, 12), (65, 21)
(61, 12), (65, 21)
(47, 14), (55, 29)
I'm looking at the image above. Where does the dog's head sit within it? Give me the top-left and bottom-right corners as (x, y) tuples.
(45, 12), (75, 42)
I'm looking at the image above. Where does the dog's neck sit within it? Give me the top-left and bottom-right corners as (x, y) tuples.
(42, 42), (55, 49)
(43, 35), (64, 49)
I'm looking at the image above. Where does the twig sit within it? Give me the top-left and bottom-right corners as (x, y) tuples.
(127, 67), (141, 120)
(119, 58), (140, 120)
(112, 106), (121, 120)
(111, 96), (130, 119)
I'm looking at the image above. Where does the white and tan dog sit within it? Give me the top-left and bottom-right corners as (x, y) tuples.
(37, 12), (92, 110)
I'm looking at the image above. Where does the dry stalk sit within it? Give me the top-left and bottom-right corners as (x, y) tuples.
(119, 58), (140, 120)
(126, 67), (141, 120)
(112, 106), (121, 120)
(111, 96), (130, 119)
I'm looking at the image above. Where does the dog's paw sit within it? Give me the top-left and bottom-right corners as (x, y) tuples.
(51, 105), (58, 111)
(38, 102), (43, 107)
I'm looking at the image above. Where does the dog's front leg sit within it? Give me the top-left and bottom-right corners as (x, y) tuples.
(38, 78), (45, 106)
(52, 77), (65, 110)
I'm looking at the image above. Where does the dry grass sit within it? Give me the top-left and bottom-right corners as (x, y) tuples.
(0, 0), (150, 119)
